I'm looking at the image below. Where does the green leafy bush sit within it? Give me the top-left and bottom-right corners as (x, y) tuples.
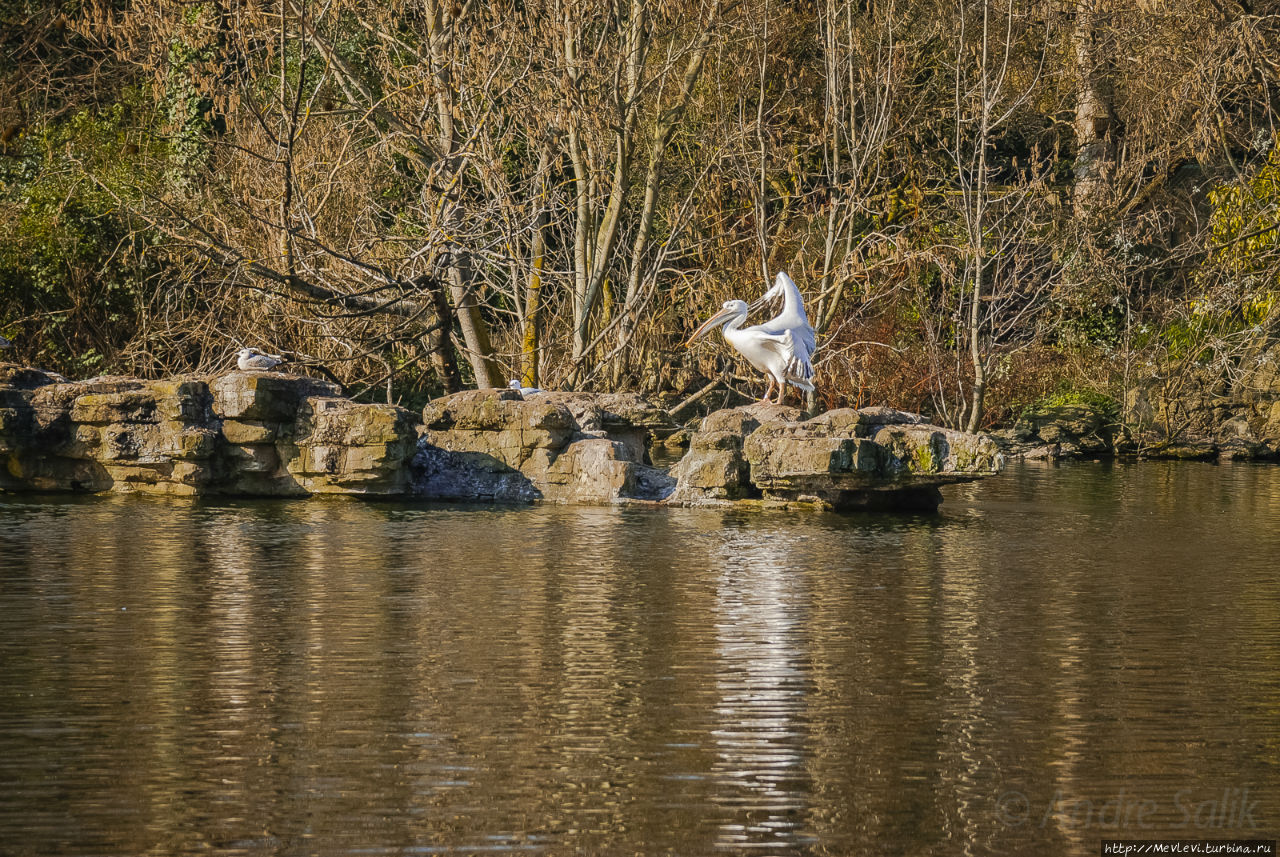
(0, 101), (160, 373)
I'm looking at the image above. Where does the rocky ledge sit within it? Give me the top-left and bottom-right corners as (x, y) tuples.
(1, 363), (1003, 511)
(669, 403), (1003, 510)
(0, 363), (413, 496)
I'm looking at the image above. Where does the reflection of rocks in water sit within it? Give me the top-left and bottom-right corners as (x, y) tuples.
(2, 365), (1002, 511)
(6, 464), (1280, 854)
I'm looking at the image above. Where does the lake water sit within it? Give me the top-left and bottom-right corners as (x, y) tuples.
(1, 461), (1278, 856)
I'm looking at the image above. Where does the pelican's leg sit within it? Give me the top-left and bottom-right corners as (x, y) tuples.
(775, 381), (786, 407)
(760, 376), (775, 404)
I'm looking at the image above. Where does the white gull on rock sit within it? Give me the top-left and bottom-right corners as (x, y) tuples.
(237, 347), (286, 372)
(508, 379), (544, 397)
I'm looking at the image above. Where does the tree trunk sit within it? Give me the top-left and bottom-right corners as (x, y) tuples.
(427, 281), (463, 394)
(521, 144), (552, 387)
(426, 0), (503, 390)
(567, 0), (646, 366)
(964, 256), (988, 433)
(1072, 0), (1117, 220)
(448, 266), (502, 389)
(296, 0), (502, 389)
(963, 0), (992, 434)
(621, 9), (719, 323)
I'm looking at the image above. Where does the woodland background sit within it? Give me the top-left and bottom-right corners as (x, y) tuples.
(2, 0), (1278, 430)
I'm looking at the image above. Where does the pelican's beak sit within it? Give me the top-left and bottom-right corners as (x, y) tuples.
(684, 306), (737, 347)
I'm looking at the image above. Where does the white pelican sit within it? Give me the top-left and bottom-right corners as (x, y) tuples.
(237, 347), (285, 372)
(751, 271), (817, 360)
(686, 299), (815, 405)
(508, 379), (544, 396)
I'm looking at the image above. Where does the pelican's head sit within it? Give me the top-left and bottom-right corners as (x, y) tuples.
(685, 299), (749, 347)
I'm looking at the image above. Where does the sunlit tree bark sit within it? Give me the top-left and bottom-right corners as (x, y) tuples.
(1072, 0), (1118, 220)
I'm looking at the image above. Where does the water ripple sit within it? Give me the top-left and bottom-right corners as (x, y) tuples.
(1, 462), (1279, 855)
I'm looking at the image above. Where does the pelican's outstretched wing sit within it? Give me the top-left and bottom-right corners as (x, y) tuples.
(756, 272), (817, 357)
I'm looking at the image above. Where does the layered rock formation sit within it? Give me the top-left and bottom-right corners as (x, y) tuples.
(1125, 334), (1280, 460)
(413, 389), (675, 504)
(989, 398), (1121, 461)
(671, 403), (1004, 510)
(2, 363), (1003, 510)
(1, 365), (416, 496)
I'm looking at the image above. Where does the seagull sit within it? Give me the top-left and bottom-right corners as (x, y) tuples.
(685, 299), (815, 405)
(237, 347), (286, 372)
(509, 379), (544, 396)
(0, 334), (11, 349)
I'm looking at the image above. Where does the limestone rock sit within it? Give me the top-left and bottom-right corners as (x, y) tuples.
(660, 427), (692, 449)
(1008, 398), (1118, 458)
(3, 365), (1003, 510)
(671, 405), (1003, 511)
(1143, 440), (1219, 461)
(210, 371), (341, 422)
(2, 367), (415, 497)
(1124, 334), (1280, 459)
(225, 442), (281, 474)
(1, 374), (220, 493)
(285, 397), (418, 494)
(71, 389), (159, 424)
(422, 390), (576, 470)
(542, 437), (653, 503)
(667, 403), (797, 502)
(0, 363), (66, 389)
(1, 370), (104, 491)
(221, 420), (280, 444)
(842, 406), (929, 428)
(530, 391), (677, 461)
(414, 446), (543, 503)
(414, 389), (674, 504)
(667, 430), (753, 502)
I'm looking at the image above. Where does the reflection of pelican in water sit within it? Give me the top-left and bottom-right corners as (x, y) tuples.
(710, 532), (814, 850)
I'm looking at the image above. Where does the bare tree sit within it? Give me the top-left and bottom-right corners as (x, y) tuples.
(943, 0), (1058, 432)
(812, 0), (907, 336)
(10, 0), (1274, 424)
